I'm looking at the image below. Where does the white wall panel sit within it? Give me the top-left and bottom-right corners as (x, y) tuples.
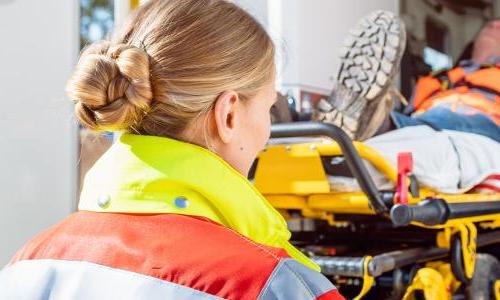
(235, 0), (398, 94)
(281, 0), (399, 94)
(0, 0), (79, 265)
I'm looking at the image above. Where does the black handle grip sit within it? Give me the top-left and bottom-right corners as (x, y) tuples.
(391, 198), (500, 227)
(390, 199), (450, 226)
(271, 122), (389, 215)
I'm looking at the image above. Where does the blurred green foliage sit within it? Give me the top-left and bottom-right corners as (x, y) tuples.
(80, 0), (114, 48)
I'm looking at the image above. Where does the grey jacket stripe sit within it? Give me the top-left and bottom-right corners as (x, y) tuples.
(258, 258), (337, 299)
(0, 259), (222, 300)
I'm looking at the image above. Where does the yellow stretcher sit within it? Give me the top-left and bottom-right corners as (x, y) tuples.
(253, 122), (500, 300)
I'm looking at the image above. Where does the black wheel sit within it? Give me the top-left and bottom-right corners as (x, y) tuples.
(465, 253), (500, 300)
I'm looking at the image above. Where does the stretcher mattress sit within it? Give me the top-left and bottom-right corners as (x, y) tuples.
(330, 126), (500, 194)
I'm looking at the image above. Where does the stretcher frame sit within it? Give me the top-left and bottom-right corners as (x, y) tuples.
(254, 122), (500, 299)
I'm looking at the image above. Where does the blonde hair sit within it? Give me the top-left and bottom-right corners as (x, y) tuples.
(67, 0), (275, 138)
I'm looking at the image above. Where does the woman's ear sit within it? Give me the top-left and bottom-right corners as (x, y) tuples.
(213, 91), (239, 144)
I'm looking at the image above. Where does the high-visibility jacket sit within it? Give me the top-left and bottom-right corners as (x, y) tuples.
(413, 62), (500, 124)
(0, 134), (343, 300)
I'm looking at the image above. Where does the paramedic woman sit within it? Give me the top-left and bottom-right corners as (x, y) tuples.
(0, 1), (343, 299)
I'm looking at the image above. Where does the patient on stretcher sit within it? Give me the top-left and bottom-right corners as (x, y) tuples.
(314, 17), (500, 194)
(273, 16), (500, 194)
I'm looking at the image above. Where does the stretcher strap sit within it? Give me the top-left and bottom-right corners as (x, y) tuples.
(395, 152), (413, 205)
(354, 256), (374, 300)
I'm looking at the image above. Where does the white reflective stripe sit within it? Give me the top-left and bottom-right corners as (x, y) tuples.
(258, 258), (337, 300)
(0, 259), (222, 300)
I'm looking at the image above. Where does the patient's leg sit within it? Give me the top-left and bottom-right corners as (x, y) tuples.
(314, 10), (406, 141)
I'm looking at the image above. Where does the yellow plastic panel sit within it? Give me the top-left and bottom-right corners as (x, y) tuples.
(308, 193), (373, 214)
(255, 144), (330, 195)
(265, 195), (308, 210)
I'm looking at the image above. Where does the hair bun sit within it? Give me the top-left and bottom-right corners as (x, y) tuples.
(66, 41), (153, 131)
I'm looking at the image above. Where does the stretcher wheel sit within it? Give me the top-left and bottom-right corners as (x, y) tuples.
(465, 253), (500, 300)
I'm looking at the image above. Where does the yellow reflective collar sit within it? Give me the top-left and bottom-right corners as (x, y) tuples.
(79, 133), (319, 271)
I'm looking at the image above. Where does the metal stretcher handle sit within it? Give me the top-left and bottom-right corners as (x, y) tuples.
(313, 247), (448, 278)
(391, 199), (500, 226)
(312, 256), (370, 278)
(314, 230), (500, 278)
(271, 122), (389, 214)
(312, 256), (368, 278)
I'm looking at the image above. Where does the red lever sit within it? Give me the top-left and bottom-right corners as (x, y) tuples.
(395, 152), (413, 205)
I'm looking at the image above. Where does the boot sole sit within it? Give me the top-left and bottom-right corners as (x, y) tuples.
(337, 10), (406, 115)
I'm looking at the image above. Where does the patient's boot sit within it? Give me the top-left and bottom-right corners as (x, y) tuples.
(314, 10), (406, 140)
